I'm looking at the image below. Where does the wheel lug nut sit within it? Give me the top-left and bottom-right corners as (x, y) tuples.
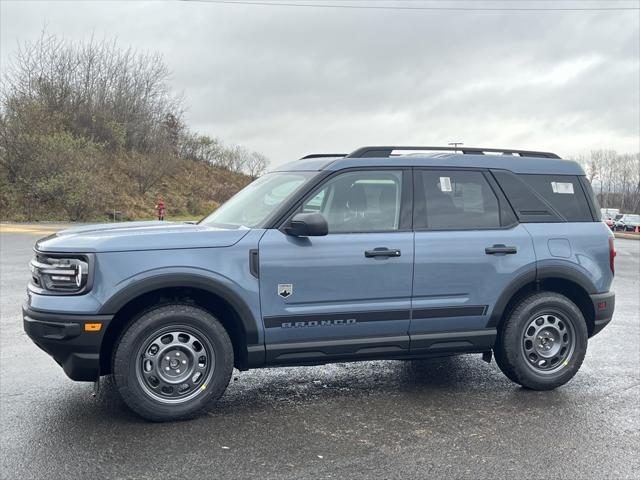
(165, 366), (170, 371)
(182, 360), (187, 364)
(165, 356), (170, 360)
(176, 352), (180, 356)
(176, 369), (181, 373)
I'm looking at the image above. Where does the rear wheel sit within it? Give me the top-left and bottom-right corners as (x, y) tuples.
(113, 304), (233, 421)
(494, 292), (588, 390)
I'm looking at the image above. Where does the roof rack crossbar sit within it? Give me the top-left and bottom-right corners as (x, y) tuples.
(299, 153), (348, 160)
(345, 146), (560, 159)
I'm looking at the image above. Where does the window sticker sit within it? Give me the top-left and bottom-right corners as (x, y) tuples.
(551, 182), (574, 194)
(439, 176), (452, 192)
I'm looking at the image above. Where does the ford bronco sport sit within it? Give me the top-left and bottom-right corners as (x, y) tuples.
(24, 146), (616, 421)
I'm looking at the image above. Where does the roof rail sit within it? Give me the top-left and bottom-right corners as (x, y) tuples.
(299, 153), (347, 160)
(345, 146), (561, 159)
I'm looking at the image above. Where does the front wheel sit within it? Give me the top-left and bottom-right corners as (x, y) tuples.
(494, 292), (588, 390)
(113, 304), (234, 421)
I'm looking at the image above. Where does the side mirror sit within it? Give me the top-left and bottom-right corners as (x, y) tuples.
(284, 212), (328, 237)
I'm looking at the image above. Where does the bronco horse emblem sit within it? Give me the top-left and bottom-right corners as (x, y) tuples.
(277, 283), (293, 298)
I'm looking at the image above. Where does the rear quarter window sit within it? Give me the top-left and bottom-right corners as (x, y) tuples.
(492, 171), (594, 223)
(518, 174), (593, 222)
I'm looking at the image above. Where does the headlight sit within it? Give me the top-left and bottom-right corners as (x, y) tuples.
(30, 253), (91, 294)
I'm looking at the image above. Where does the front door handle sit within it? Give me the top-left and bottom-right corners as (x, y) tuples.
(485, 244), (518, 255)
(365, 248), (401, 258)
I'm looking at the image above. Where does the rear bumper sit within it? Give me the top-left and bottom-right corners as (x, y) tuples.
(22, 304), (112, 381)
(589, 291), (615, 338)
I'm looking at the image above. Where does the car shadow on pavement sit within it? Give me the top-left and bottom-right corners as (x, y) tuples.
(59, 354), (572, 424)
(23, 355), (584, 438)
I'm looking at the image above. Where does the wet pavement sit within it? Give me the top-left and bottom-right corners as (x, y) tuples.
(1, 230), (638, 479)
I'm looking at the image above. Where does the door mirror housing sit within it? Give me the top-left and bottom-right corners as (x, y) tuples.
(285, 213), (328, 237)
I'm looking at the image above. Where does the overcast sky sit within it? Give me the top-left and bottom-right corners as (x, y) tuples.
(1, 0), (639, 165)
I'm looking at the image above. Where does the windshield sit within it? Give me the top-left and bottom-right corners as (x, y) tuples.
(199, 171), (317, 229)
(623, 214), (640, 222)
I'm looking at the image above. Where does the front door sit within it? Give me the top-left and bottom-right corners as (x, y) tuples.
(259, 169), (414, 364)
(410, 168), (536, 353)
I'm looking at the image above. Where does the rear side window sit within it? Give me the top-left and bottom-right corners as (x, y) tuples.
(416, 170), (500, 229)
(518, 175), (593, 222)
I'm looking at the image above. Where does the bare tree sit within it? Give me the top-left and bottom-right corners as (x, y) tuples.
(577, 150), (640, 213)
(1, 31), (183, 155)
(214, 144), (246, 173)
(246, 151), (269, 178)
(179, 133), (224, 165)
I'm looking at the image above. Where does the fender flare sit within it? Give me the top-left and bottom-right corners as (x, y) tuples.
(98, 273), (260, 346)
(486, 264), (597, 328)
(536, 265), (598, 295)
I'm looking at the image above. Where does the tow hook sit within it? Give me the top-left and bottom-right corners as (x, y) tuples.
(482, 351), (492, 364)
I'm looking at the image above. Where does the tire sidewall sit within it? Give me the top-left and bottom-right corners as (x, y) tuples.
(502, 293), (588, 388)
(113, 305), (233, 421)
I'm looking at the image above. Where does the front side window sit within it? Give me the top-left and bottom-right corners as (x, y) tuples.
(301, 170), (403, 233)
(418, 170), (500, 229)
(200, 171), (316, 229)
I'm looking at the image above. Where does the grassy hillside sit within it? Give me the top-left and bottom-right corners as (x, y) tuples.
(0, 155), (251, 222)
(0, 34), (263, 223)
(114, 159), (252, 222)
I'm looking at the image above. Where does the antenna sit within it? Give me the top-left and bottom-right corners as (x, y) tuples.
(448, 142), (464, 153)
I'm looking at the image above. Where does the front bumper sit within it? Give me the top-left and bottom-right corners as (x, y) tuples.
(22, 304), (113, 381)
(589, 291), (615, 338)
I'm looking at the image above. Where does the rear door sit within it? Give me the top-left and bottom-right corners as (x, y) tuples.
(410, 168), (535, 353)
(259, 169), (414, 364)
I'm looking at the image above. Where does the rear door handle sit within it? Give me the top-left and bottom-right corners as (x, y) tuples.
(485, 244), (517, 255)
(365, 248), (401, 258)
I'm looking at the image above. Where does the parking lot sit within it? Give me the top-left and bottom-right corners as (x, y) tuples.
(1, 227), (638, 479)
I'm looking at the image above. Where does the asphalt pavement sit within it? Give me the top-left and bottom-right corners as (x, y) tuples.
(1, 228), (638, 479)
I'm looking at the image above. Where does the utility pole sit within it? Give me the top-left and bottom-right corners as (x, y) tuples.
(448, 142), (463, 153)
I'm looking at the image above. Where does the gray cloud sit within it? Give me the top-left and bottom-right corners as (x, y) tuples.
(1, 1), (638, 164)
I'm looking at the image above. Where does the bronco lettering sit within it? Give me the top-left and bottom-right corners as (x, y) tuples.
(281, 318), (357, 328)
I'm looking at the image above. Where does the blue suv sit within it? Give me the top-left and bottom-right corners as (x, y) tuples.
(24, 146), (616, 421)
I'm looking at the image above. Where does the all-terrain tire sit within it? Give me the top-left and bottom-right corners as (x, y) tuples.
(494, 292), (588, 390)
(113, 304), (233, 421)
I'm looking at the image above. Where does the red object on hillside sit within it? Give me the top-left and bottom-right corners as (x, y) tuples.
(156, 199), (165, 221)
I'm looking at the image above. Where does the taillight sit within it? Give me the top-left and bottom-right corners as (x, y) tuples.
(609, 237), (616, 275)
